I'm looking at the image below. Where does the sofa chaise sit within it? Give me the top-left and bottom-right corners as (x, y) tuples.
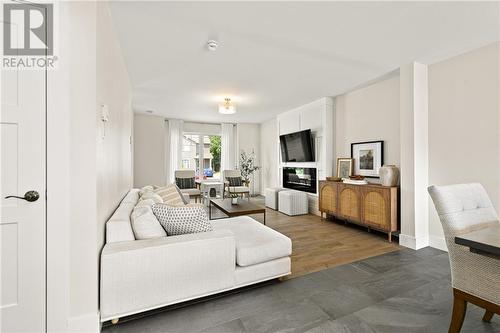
(100, 189), (292, 323)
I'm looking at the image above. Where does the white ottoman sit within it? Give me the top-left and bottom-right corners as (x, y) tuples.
(265, 187), (284, 210)
(278, 190), (308, 216)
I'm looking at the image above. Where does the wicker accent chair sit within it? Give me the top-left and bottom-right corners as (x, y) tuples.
(222, 169), (250, 200)
(428, 183), (500, 333)
(174, 170), (201, 203)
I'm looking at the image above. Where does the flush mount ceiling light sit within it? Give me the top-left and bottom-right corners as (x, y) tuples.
(218, 97), (236, 114)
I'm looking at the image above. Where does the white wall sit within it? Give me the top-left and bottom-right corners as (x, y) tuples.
(96, 0), (133, 257)
(260, 118), (279, 193)
(260, 84), (399, 203)
(183, 121), (221, 135)
(428, 42), (500, 249)
(256, 43), (499, 252)
(133, 114), (167, 187)
(334, 76), (400, 181)
(399, 63), (430, 250)
(47, 2), (132, 331)
(236, 123), (261, 195)
(48, 1), (98, 331)
(261, 97), (333, 215)
(69, 3), (99, 327)
(278, 97), (334, 182)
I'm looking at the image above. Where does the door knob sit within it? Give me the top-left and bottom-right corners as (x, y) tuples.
(5, 190), (40, 202)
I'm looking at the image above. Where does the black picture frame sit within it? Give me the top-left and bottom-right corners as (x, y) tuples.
(350, 140), (384, 178)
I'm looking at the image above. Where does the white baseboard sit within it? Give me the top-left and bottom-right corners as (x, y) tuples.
(429, 235), (448, 252)
(399, 234), (429, 250)
(67, 312), (100, 333)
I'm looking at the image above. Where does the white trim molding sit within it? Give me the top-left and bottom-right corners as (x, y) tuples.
(67, 312), (100, 333)
(399, 234), (429, 250)
(429, 235), (447, 252)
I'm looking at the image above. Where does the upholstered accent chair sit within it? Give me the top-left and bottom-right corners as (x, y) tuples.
(222, 169), (250, 200)
(428, 183), (500, 333)
(174, 170), (201, 203)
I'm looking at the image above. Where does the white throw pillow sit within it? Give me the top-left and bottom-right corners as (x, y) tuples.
(139, 185), (155, 197)
(140, 191), (163, 204)
(131, 205), (167, 240)
(135, 199), (155, 209)
(152, 203), (212, 236)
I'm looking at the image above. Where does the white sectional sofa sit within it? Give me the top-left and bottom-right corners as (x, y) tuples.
(100, 189), (292, 323)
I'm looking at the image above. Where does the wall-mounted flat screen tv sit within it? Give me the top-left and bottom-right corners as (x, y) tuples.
(280, 129), (315, 162)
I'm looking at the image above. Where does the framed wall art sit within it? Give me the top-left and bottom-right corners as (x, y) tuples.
(351, 140), (384, 178)
(336, 158), (353, 179)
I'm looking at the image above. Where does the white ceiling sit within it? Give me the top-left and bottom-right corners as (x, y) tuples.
(109, 1), (500, 123)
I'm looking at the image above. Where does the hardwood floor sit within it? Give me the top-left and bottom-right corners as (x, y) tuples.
(208, 197), (401, 279)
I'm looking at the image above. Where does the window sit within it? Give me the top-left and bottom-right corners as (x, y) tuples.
(181, 135), (197, 172)
(181, 133), (221, 179)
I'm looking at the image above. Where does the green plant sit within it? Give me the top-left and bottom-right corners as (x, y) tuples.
(239, 151), (260, 183)
(209, 135), (221, 171)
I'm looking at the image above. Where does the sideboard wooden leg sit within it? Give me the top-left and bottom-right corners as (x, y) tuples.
(388, 232), (392, 242)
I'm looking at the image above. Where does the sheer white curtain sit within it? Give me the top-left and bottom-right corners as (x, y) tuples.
(221, 123), (235, 174)
(167, 119), (184, 184)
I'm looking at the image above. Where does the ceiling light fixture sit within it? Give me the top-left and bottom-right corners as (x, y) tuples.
(218, 98), (236, 114)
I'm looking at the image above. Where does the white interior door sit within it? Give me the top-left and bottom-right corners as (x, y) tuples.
(0, 3), (46, 332)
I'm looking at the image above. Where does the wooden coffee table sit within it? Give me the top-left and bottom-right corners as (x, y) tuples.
(209, 198), (266, 225)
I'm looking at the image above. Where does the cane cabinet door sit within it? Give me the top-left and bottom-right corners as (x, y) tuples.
(319, 182), (337, 214)
(361, 187), (390, 230)
(338, 184), (360, 220)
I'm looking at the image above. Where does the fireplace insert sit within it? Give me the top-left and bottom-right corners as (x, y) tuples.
(282, 167), (317, 194)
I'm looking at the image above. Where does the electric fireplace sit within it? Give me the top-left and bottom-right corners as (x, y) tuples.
(282, 167), (317, 194)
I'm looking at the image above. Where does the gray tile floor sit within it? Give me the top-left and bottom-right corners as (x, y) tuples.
(103, 248), (499, 333)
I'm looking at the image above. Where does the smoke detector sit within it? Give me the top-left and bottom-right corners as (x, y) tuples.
(207, 40), (218, 51)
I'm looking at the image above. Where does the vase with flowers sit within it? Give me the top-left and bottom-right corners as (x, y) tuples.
(230, 192), (239, 205)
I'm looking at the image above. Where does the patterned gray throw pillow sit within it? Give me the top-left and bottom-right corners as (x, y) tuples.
(152, 203), (213, 236)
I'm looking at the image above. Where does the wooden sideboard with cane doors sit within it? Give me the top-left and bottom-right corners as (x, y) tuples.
(319, 181), (398, 242)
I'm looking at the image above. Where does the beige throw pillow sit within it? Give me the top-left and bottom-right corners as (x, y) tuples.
(154, 184), (185, 206)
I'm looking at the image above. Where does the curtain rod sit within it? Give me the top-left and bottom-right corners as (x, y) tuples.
(164, 119), (234, 126)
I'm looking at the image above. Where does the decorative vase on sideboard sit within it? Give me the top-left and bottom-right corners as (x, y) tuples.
(379, 165), (399, 187)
